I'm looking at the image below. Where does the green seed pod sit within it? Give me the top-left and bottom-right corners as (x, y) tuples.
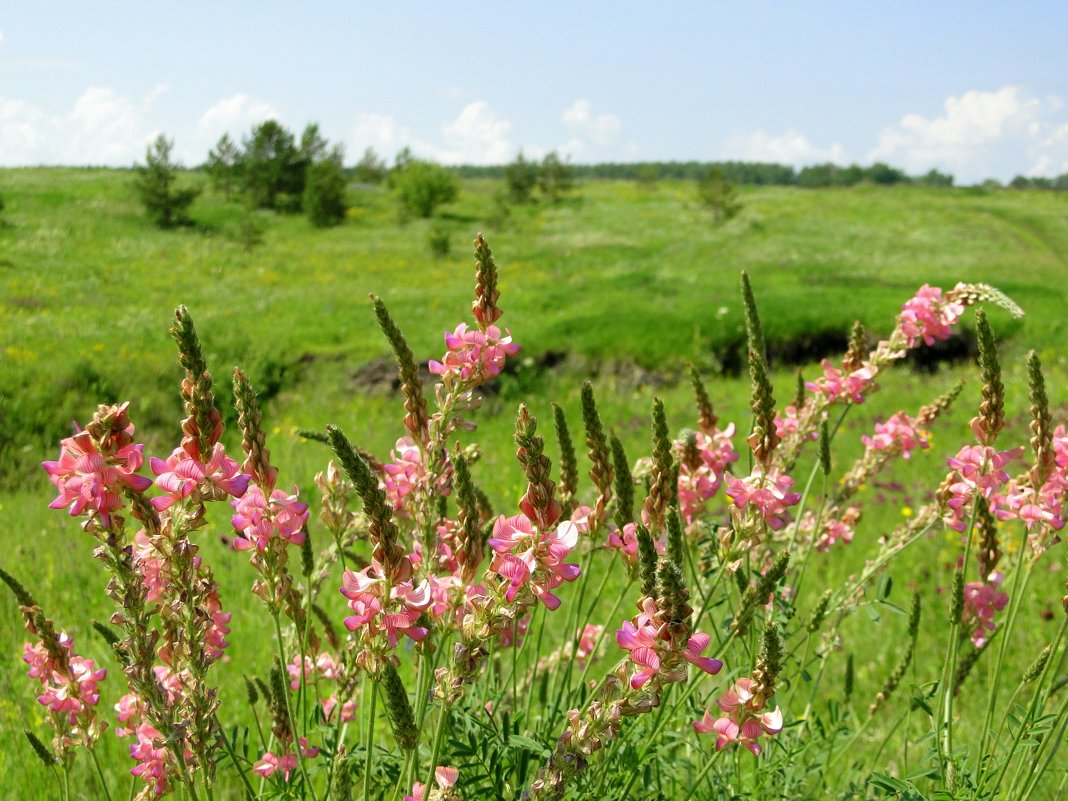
(552, 402), (578, 510)
(950, 569), (965, 627)
(1024, 643), (1052, 683)
(807, 590), (832, 633)
(636, 524), (659, 600)
(610, 434), (634, 527)
(371, 294), (429, 443)
(379, 662), (418, 750)
(23, 729), (57, 766)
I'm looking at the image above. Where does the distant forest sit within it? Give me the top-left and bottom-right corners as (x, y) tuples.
(452, 159), (1068, 190)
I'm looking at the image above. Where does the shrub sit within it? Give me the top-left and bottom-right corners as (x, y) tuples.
(505, 150), (539, 204)
(392, 159), (459, 218)
(241, 120), (303, 211)
(697, 167), (742, 223)
(539, 150), (574, 202)
(303, 145), (348, 228)
(134, 134), (200, 228)
(205, 133), (242, 200)
(427, 222), (451, 258)
(353, 146), (388, 185)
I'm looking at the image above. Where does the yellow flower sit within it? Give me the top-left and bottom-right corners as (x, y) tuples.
(901, 506), (913, 518)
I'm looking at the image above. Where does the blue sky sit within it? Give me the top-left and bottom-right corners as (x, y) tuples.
(2, 2), (1068, 182)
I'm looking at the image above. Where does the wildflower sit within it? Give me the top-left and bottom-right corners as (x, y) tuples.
(575, 624), (603, 667)
(42, 405), (153, 526)
(230, 484), (309, 550)
(962, 572), (1009, 647)
(942, 444), (1024, 531)
(150, 441), (250, 511)
(616, 597), (722, 688)
(488, 514), (581, 611)
(130, 724), (171, 796)
(898, 284), (966, 348)
(692, 679), (784, 755)
(724, 467), (802, 531)
(340, 559), (431, 648)
(404, 766), (459, 801)
(382, 436), (426, 514)
(429, 323), (520, 386)
(806, 359), (875, 405)
(321, 694), (358, 722)
(862, 412), (930, 460)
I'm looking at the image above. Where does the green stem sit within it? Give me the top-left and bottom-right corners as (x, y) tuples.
(423, 706), (450, 798)
(363, 682), (378, 801)
(680, 746), (724, 801)
(214, 714), (258, 800)
(89, 748), (116, 801)
(272, 611), (319, 801)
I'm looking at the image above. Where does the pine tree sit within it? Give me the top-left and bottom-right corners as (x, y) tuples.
(135, 134), (199, 228)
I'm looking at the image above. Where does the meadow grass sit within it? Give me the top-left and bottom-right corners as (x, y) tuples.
(1, 169), (1066, 798)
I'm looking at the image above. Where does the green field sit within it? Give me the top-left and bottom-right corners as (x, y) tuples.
(1, 170), (1067, 799)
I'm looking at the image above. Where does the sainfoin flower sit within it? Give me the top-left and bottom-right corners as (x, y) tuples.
(806, 359), (874, 405)
(862, 412), (930, 460)
(429, 323), (520, 385)
(150, 442), (250, 510)
(253, 739), (319, 781)
(616, 597), (722, 689)
(942, 444), (1024, 531)
(42, 427), (153, 526)
(404, 766), (459, 801)
(898, 284), (966, 348)
(725, 468), (802, 531)
(607, 522), (665, 564)
(130, 724), (171, 796)
(692, 678), (783, 755)
(340, 560), (431, 648)
(487, 514), (581, 611)
(231, 484), (309, 550)
(962, 571), (1009, 647)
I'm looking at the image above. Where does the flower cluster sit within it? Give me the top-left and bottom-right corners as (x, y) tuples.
(861, 412), (930, 460)
(898, 284), (966, 348)
(692, 678), (783, 755)
(42, 402), (153, 527)
(231, 484), (309, 551)
(341, 556), (432, 654)
(254, 739), (320, 782)
(607, 522), (664, 565)
(429, 323), (520, 387)
(150, 441), (250, 511)
(23, 635), (106, 736)
(962, 571), (1010, 648)
(725, 467), (802, 532)
(488, 514), (581, 611)
(942, 444), (1023, 531)
(806, 359), (875, 405)
(616, 597), (722, 688)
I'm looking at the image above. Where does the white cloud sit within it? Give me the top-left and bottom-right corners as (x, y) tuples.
(723, 128), (846, 166)
(197, 94), (278, 142)
(0, 97), (48, 165)
(436, 101), (512, 164)
(562, 100), (622, 147)
(868, 86), (1068, 181)
(65, 87), (150, 164)
(351, 112), (413, 159)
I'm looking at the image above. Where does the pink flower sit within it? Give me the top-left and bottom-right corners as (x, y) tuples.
(692, 678), (783, 755)
(115, 693), (146, 737)
(429, 323), (520, 386)
(774, 406), (810, 440)
(816, 518), (855, 553)
(383, 437), (426, 515)
(898, 284), (965, 348)
(403, 766), (458, 800)
(150, 442), (250, 511)
(569, 505), (594, 534)
(607, 522), (665, 564)
(862, 412), (929, 460)
(943, 445), (1024, 531)
(340, 560), (431, 648)
(576, 624), (603, 666)
(725, 468), (802, 531)
(43, 428), (153, 526)
(677, 463), (721, 525)
(962, 571), (1009, 648)
(616, 598), (721, 688)
(253, 751), (299, 781)
(321, 694), (359, 722)
(130, 724), (171, 795)
(231, 484), (309, 550)
(806, 360), (874, 405)
(488, 515), (581, 611)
